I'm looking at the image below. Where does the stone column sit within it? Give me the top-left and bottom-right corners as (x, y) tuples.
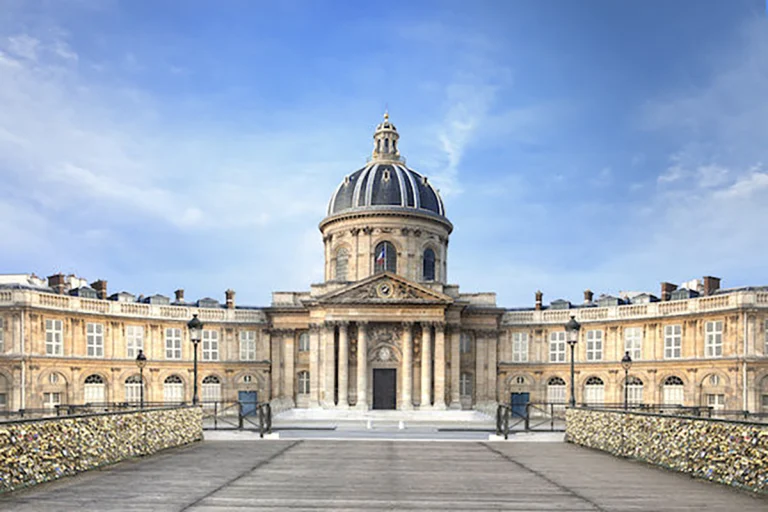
(309, 324), (321, 408)
(421, 323), (433, 408)
(322, 322), (336, 407)
(402, 322), (413, 410)
(356, 321), (368, 409)
(269, 330), (280, 400)
(450, 327), (461, 409)
(475, 332), (486, 405)
(433, 323), (446, 409)
(487, 330), (498, 404)
(338, 322), (349, 408)
(282, 331), (295, 406)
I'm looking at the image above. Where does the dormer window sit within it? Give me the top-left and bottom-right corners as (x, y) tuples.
(382, 169), (391, 182)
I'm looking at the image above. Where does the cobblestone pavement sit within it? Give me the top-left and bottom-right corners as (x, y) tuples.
(1, 440), (765, 511)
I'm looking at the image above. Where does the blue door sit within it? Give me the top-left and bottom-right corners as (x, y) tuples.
(510, 392), (529, 418)
(238, 391), (258, 416)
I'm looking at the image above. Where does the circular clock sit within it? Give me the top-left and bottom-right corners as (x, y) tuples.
(376, 281), (394, 298)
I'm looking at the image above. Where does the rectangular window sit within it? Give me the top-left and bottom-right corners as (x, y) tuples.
(624, 327), (642, 360)
(627, 384), (643, 405)
(549, 332), (566, 363)
(45, 319), (63, 356)
(0, 393), (6, 408)
(165, 328), (182, 360)
(86, 323), (104, 357)
(705, 320), (723, 357)
(707, 393), (725, 411)
(0, 317), (4, 352)
(126, 325), (144, 359)
(43, 392), (61, 410)
(512, 333), (528, 362)
(240, 331), (257, 361)
(298, 332), (310, 352)
(664, 325), (682, 359)
(202, 329), (219, 361)
(586, 330), (603, 361)
(459, 373), (473, 397)
(460, 333), (472, 354)
(762, 395), (768, 411)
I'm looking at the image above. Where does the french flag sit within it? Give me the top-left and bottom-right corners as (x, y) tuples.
(376, 247), (386, 266)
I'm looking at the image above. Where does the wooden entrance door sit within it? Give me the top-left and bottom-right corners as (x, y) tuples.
(373, 369), (397, 410)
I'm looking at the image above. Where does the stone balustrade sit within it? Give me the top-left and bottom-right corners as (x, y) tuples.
(566, 408), (768, 494)
(0, 406), (202, 493)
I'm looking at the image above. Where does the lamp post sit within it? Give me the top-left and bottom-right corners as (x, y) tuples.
(621, 351), (633, 411)
(187, 314), (203, 405)
(135, 349), (147, 409)
(565, 315), (581, 407)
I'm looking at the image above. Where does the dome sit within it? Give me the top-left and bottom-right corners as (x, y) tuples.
(325, 113), (446, 218)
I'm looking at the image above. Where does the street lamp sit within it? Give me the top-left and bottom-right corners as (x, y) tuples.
(565, 315), (581, 407)
(621, 351), (633, 411)
(187, 314), (203, 405)
(135, 349), (147, 409)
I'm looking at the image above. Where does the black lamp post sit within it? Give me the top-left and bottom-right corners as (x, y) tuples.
(565, 315), (581, 407)
(135, 349), (147, 409)
(187, 314), (203, 405)
(621, 351), (633, 411)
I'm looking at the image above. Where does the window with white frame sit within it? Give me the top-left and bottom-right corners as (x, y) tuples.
(298, 332), (310, 352)
(626, 376), (643, 405)
(45, 319), (63, 356)
(201, 375), (221, 407)
(707, 394), (725, 411)
(705, 320), (723, 357)
(86, 323), (104, 357)
(664, 325), (682, 359)
(460, 372), (473, 397)
(124, 375), (143, 403)
(202, 330), (219, 361)
(549, 332), (566, 362)
(460, 332), (472, 354)
(662, 375), (685, 405)
(163, 375), (184, 403)
(624, 327), (642, 360)
(512, 333), (528, 362)
(126, 325), (144, 359)
(165, 328), (182, 360)
(83, 374), (106, 403)
(49, 372), (60, 384)
(43, 392), (61, 410)
(584, 376), (605, 405)
(239, 331), (257, 361)
(586, 330), (603, 361)
(298, 371), (310, 394)
(0, 317), (4, 352)
(547, 377), (566, 404)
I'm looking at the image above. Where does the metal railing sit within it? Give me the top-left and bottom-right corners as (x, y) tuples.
(202, 401), (272, 438)
(496, 404), (512, 439)
(0, 401), (184, 421)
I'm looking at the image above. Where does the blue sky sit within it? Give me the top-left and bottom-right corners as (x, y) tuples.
(1, 0), (768, 307)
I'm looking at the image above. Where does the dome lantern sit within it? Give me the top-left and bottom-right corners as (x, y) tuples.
(372, 111), (401, 162)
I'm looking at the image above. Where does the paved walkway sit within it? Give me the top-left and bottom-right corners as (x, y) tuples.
(1, 440), (765, 511)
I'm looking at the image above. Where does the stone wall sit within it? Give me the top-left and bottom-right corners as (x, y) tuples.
(0, 406), (202, 493)
(566, 408), (768, 494)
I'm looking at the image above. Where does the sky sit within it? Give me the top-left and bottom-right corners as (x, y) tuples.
(1, 0), (768, 308)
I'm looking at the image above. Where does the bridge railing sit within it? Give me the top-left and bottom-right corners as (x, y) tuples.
(201, 401), (272, 437)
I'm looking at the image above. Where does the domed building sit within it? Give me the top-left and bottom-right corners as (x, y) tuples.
(0, 114), (767, 417)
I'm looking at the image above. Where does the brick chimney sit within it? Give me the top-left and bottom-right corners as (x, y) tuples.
(702, 276), (721, 296)
(174, 289), (185, 303)
(535, 290), (543, 311)
(225, 289), (236, 309)
(91, 280), (107, 300)
(47, 273), (66, 294)
(583, 289), (594, 304)
(660, 282), (677, 301)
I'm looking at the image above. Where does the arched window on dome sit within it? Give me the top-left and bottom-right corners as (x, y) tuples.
(422, 248), (436, 281)
(374, 241), (396, 273)
(335, 247), (349, 281)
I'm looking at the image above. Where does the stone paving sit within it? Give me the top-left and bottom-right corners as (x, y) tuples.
(1, 440), (766, 511)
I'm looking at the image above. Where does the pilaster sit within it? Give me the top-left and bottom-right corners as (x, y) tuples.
(420, 322), (433, 408)
(449, 326), (461, 409)
(433, 323), (446, 409)
(356, 321), (368, 409)
(402, 321), (413, 410)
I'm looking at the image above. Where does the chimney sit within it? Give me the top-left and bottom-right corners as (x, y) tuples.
(225, 289), (235, 309)
(535, 290), (543, 311)
(660, 282), (677, 301)
(583, 289), (594, 304)
(91, 280), (108, 300)
(47, 273), (66, 294)
(175, 289), (185, 303)
(702, 276), (721, 296)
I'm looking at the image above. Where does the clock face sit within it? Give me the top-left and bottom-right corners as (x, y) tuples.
(376, 281), (394, 298)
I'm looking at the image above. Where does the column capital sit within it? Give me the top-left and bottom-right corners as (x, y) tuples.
(402, 321), (414, 327)
(308, 323), (323, 333)
(357, 320), (369, 326)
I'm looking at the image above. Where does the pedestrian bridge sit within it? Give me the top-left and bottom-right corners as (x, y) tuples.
(2, 439), (765, 511)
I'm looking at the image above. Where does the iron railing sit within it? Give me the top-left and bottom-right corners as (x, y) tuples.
(496, 404), (512, 439)
(201, 401), (272, 438)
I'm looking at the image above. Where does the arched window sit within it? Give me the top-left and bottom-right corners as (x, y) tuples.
(164, 375), (184, 403)
(662, 375), (684, 405)
(547, 376), (566, 405)
(460, 372), (473, 397)
(422, 248), (436, 281)
(84, 374), (106, 403)
(298, 371), (310, 395)
(335, 247), (349, 281)
(374, 241), (396, 273)
(626, 376), (644, 406)
(584, 376), (605, 406)
(125, 375), (144, 403)
(202, 375), (221, 406)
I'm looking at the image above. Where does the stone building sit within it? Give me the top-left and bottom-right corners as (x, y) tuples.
(1, 115), (768, 415)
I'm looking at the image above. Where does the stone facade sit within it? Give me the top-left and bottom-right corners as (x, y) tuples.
(565, 408), (768, 493)
(0, 406), (201, 492)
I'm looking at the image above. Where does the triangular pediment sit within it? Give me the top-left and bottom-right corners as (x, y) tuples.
(317, 272), (453, 305)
